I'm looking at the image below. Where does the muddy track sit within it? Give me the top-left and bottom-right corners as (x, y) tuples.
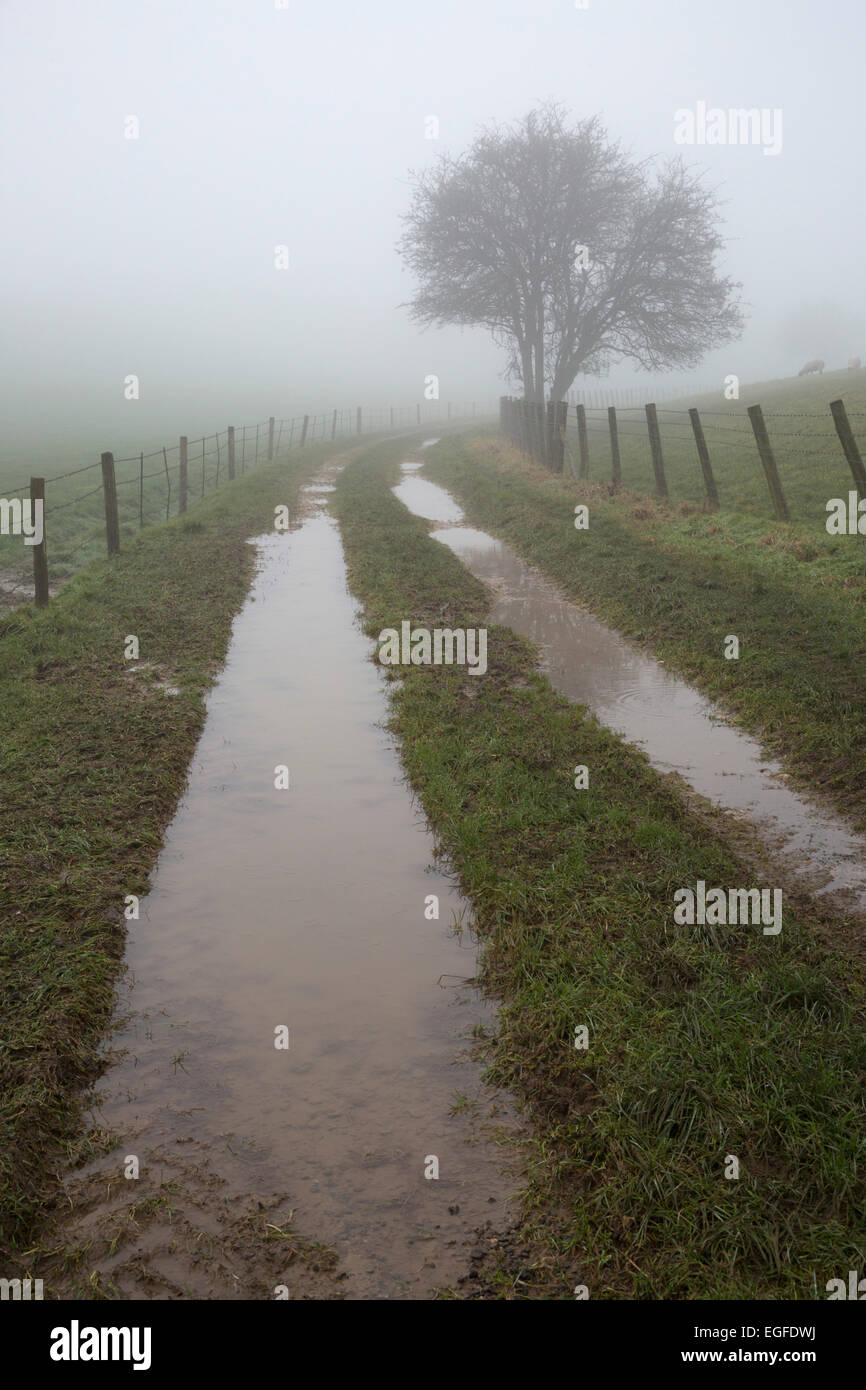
(25, 447), (520, 1301)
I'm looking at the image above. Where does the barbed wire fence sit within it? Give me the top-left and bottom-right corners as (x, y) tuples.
(1, 399), (491, 608)
(499, 394), (866, 524)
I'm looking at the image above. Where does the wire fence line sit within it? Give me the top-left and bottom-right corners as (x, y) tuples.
(566, 382), (719, 410)
(499, 394), (866, 526)
(1, 398), (491, 608)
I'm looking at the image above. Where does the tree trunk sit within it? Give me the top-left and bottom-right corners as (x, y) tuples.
(519, 340), (533, 401)
(534, 312), (545, 403)
(526, 293), (544, 403)
(551, 367), (572, 403)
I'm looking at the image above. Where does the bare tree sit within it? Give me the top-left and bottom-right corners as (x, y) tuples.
(398, 104), (744, 402)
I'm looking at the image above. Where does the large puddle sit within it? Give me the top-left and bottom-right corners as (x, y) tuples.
(394, 460), (866, 912)
(50, 475), (515, 1300)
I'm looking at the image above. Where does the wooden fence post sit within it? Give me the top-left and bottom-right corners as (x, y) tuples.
(576, 403), (589, 478)
(416, 403), (421, 425)
(162, 446), (171, 520)
(356, 406), (362, 435)
(30, 476), (49, 608)
(100, 452), (120, 554)
(747, 404), (790, 521)
(829, 399), (866, 496)
(688, 408), (719, 510)
(227, 426), (236, 480)
(547, 401), (563, 471)
(179, 436), (188, 513)
(331, 409), (338, 441)
(552, 401), (568, 473)
(608, 407), (621, 490)
(138, 451), (144, 526)
(300, 414), (309, 446)
(267, 416), (275, 461)
(645, 403), (668, 497)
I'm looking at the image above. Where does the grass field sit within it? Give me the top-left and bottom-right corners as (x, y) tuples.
(565, 367), (866, 525)
(333, 434), (866, 1299)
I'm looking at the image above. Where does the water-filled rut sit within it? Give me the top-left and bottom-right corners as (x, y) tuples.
(393, 459), (866, 916)
(47, 470), (515, 1300)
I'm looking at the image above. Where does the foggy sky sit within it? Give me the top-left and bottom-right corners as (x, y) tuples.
(1, 0), (864, 459)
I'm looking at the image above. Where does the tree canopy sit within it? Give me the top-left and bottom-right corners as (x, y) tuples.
(398, 104), (744, 402)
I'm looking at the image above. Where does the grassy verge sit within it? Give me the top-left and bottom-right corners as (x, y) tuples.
(565, 368), (866, 521)
(422, 433), (866, 831)
(333, 436), (866, 1299)
(0, 439), (352, 1256)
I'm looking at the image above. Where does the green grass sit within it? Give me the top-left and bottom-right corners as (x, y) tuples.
(0, 423), (361, 589)
(0, 439), (348, 1256)
(333, 435), (866, 1300)
(422, 432), (866, 832)
(566, 367), (866, 523)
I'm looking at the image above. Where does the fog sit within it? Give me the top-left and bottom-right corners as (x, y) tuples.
(1, 0), (864, 465)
